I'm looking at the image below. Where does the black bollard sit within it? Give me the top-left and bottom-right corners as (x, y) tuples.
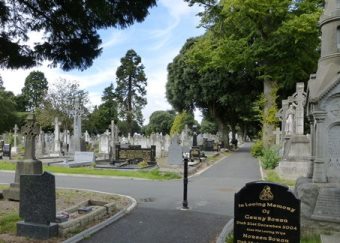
(182, 155), (189, 209)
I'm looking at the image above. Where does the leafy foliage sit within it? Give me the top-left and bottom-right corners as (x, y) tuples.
(0, 0), (156, 70)
(260, 147), (280, 169)
(84, 83), (118, 134)
(0, 89), (18, 133)
(115, 49), (147, 133)
(170, 111), (196, 136)
(145, 110), (176, 135)
(36, 79), (88, 130)
(250, 140), (264, 158)
(177, 0), (322, 147)
(200, 118), (218, 134)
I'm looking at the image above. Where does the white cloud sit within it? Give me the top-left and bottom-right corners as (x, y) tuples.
(159, 0), (193, 18)
(100, 31), (127, 49)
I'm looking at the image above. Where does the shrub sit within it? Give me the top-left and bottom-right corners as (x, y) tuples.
(260, 147), (280, 169)
(251, 140), (264, 157)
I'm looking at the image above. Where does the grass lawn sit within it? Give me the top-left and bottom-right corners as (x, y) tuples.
(0, 161), (181, 180)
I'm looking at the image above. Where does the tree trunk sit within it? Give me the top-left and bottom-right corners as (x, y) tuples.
(262, 79), (277, 148)
(127, 76), (133, 134)
(217, 119), (229, 149)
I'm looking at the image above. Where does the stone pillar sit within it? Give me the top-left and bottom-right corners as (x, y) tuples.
(72, 98), (84, 152)
(52, 117), (61, 153)
(11, 124), (19, 155)
(312, 111), (327, 183)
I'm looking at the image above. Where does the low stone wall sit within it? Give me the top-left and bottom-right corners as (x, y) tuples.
(58, 200), (116, 237)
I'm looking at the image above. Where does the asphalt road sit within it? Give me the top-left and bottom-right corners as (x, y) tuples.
(0, 143), (261, 243)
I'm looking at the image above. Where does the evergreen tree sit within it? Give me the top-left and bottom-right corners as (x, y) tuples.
(0, 0), (156, 70)
(115, 49), (147, 134)
(21, 71), (48, 111)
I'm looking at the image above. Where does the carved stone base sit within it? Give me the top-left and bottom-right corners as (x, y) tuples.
(3, 160), (42, 201)
(3, 183), (20, 201)
(17, 221), (58, 240)
(276, 161), (312, 180)
(295, 177), (340, 232)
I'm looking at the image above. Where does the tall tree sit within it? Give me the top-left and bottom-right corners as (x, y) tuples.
(0, 88), (17, 133)
(166, 37), (261, 146)
(0, 0), (156, 70)
(185, 0), (322, 147)
(21, 71), (48, 111)
(115, 49), (147, 134)
(83, 83), (118, 134)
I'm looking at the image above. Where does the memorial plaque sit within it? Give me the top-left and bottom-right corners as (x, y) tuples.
(234, 182), (300, 243)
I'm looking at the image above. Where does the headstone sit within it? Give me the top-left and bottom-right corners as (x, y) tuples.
(273, 128), (282, 145)
(234, 182), (300, 243)
(17, 172), (58, 240)
(69, 151), (95, 167)
(167, 136), (183, 165)
(22, 114), (40, 160)
(3, 114), (43, 201)
(99, 130), (110, 154)
(291, 83), (307, 136)
(3, 144), (11, 158)
(277, 100), (289, 139)
(277, 83), (311, 180)
(0, 140), (4, 159)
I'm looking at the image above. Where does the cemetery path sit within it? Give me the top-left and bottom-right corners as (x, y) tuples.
(0, 143), (261, 243)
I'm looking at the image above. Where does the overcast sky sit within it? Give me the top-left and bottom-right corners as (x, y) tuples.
(1, 0), (204, 124)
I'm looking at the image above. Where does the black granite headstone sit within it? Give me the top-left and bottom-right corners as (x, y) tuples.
(17, 172), (58, 239)
(3, 144), (11, 158)
(234, 181), (300, 243)
(0, 140), (3, 159)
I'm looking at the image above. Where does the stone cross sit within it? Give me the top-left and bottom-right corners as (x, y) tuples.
(273, 128), (282, 145)
(291, 83), (307, 135)
(21, 114), (40, 160)
(72, 97), (84, 151)
(13, 124), (19, 148)
(73, 97), (84, 138)
(276, 99), (289, 137)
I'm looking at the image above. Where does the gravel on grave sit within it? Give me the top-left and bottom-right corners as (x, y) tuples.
(0, 188), (131, 243)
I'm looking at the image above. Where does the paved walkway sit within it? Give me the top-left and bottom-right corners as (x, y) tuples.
(0, 143), (261, 243)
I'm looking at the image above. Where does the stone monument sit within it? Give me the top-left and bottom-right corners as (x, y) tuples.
(53, 117), (61, 154)
(276, 83), (311, 180)
(295, 0), (340, 232)
(17, 172), (58, 239)
(3, 113), (43, 201)
(11, 124), (19, 155)
(72, 97), (84, 152)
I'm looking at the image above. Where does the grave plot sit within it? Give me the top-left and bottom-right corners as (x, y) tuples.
(96, 145), (157, 169)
